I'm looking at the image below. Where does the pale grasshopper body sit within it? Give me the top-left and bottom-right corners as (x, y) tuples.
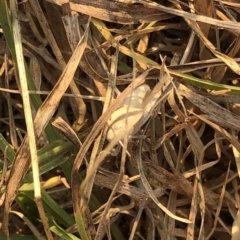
(107, 84), (150, 141)
(107, 72), (172, 141)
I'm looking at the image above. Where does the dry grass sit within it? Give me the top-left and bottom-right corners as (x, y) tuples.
(1, 0), (240, 239)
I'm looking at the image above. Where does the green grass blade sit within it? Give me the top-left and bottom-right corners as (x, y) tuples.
(50, 219), (80, 240)
(0, 133), (15, 163)
(17, 190), (75, 227)
(168, 70), (240, 95)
